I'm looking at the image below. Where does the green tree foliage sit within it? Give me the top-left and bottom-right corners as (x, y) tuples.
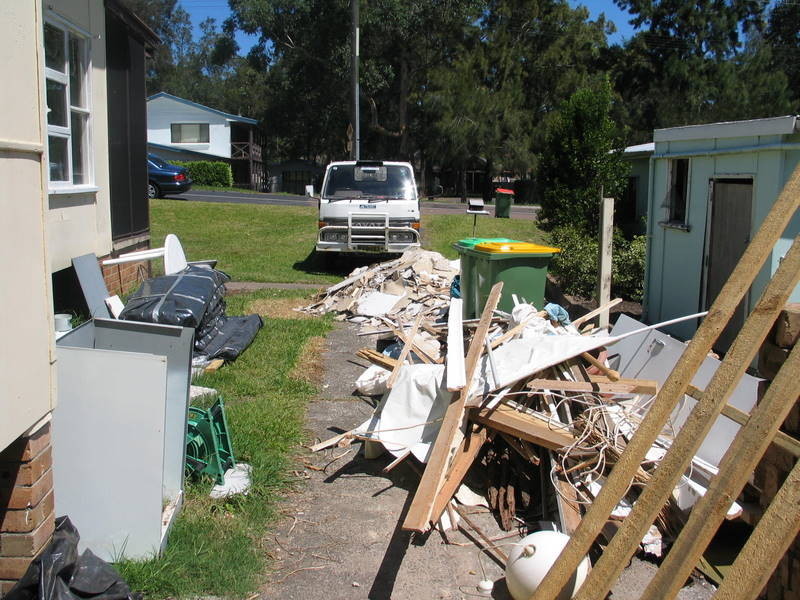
(608, 0), (792, 141)
(537, 79), (628, 234)
(765, 0), (800, 108)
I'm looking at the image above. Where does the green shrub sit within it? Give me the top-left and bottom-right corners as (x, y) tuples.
(173, 160), (233, 187)
(550, 225), (647, 302)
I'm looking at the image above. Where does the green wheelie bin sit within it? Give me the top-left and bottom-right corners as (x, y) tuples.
(494, 187), (514, 218)
(453, 238), (519, 318)
(464, 240), (561, 317)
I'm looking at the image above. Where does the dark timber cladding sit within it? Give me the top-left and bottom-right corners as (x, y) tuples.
(104, 0), (160, 240)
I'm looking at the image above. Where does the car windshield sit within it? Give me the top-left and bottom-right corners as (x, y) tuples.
(323, 164), (415, 200)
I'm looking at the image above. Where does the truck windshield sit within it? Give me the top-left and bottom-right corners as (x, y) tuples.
(323, 164), (415, 200)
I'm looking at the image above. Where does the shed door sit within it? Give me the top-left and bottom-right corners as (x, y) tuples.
(703, 179), (753, 353)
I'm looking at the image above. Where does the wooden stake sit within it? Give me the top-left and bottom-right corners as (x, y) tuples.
(530, 162), (800, 600)
(402, 282), (503, 532)
(386, 312), (424, 390)
(580, 352), (620, 381)
(714, 457), (800, 600)
(573, 236), (800, 600)
(572, 298), (623, 329)
(640, 340), (800, 599)
(687, 384), (800, 458)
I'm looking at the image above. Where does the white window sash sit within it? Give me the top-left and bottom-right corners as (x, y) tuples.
(44, 15), (93, 191)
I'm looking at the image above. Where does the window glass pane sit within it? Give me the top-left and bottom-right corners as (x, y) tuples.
(69, 35), (86, 107)
(171, 123), (209, 143)
(46, 79), (68, 126)
(71, 112), (86, 184)
(48, 136), (68, 181)
(44, 23), (65, 72)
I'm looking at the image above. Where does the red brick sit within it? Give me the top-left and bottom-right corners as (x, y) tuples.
(759, 339), (791, 381)
(773, 303), (800, 348)
(0, 425), (50, 463)
(1, 491), (54, 533)
(1, 470), (53, 510)
(0, 447), (51, 488)
(0, 512), (54, 557)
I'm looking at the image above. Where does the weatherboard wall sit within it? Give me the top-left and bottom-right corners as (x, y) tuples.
(644, 122), (800, 342)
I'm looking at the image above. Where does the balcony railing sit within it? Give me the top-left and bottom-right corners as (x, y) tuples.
(231, 142), (262, 162)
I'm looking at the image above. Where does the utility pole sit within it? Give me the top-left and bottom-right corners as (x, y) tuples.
(351, 0), (360, 160)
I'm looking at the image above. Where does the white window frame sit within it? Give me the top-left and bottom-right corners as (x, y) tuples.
(44, 14), (94, 193)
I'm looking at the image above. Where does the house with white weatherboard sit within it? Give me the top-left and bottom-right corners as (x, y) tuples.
(146, 92), (265, 190)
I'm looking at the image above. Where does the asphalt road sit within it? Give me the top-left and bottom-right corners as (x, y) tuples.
(174, 188), (539, 219)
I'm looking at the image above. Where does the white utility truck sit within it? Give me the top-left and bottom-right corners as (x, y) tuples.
(314, 160), (421, 255)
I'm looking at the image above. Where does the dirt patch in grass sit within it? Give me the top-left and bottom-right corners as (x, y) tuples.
(247, 297), (315, 319)
(290, 335), (327, 386)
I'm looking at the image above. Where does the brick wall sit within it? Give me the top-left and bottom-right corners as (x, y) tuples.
(0, 423), (55, 595)
(100, 237), (152, 297)
(754, 303), (800, 600)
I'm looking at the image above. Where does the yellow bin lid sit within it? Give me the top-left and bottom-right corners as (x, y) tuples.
(473, 241), (561, 254)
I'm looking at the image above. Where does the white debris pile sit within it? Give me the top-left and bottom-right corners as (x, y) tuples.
(298, 249), (459, 327)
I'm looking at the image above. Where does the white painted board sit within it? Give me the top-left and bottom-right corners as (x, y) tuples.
(608, 314), (763, 469)
(53, 346), (167, 561)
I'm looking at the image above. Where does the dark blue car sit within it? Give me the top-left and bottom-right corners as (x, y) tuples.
(147, 153), (192, 199)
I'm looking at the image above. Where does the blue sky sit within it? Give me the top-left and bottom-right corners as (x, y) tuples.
(179, 0), (638, 55)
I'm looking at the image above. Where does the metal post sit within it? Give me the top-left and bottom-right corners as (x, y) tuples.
(597, 191), (614, 330)
(351, 0), (360, 160)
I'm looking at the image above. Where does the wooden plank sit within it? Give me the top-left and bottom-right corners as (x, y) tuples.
(489, 312), (546, 349)
(687, 384), (800, 458)
(428, 427), (489, 525)
(471, 405), (574, 450)
(446, 298), (466, 391)
(571, 235), (800, 600)
(386, 312), (424, 390)
(356, 347), (398, 370)
(580, 352), (620, 381)
(527, 378), (658, 396)
(641, 342), (800, 599)
(531, 163), (800, 600)
(713, 456), (800, 600)
(402, 282), (503, 532)
(596, 195), (614, 329)
(500, 433), (540, 465)
(572, 298), (623, 329)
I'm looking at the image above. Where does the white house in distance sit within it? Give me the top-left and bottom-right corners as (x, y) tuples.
(146, 92), (265, 190)
(643, 115), (800, 352)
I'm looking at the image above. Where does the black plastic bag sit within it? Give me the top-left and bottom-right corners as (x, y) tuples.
(6, 517), (136, 600)
(119, 265), (230, 329)
(201, 314), (263, 361)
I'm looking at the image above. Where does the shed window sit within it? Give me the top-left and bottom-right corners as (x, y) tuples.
(668, 159), (689, 224)
(171, 123), (209, 143)
(44, 19), (91, 188)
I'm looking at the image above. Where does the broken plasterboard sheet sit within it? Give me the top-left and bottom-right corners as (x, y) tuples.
(608, 314), (763, 469)
(470, 333), (614, 399)
(356, 291), (405, 317)
(355, 363), (461, 463)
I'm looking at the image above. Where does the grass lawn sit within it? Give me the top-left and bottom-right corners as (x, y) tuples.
(117, 288), (332, 597)
(151, 198), (546, 282)
(189, 185), (298, 195)
(124, 199), (546, 597)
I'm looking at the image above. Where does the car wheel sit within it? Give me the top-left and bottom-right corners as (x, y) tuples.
(148, 182), (160, 199)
